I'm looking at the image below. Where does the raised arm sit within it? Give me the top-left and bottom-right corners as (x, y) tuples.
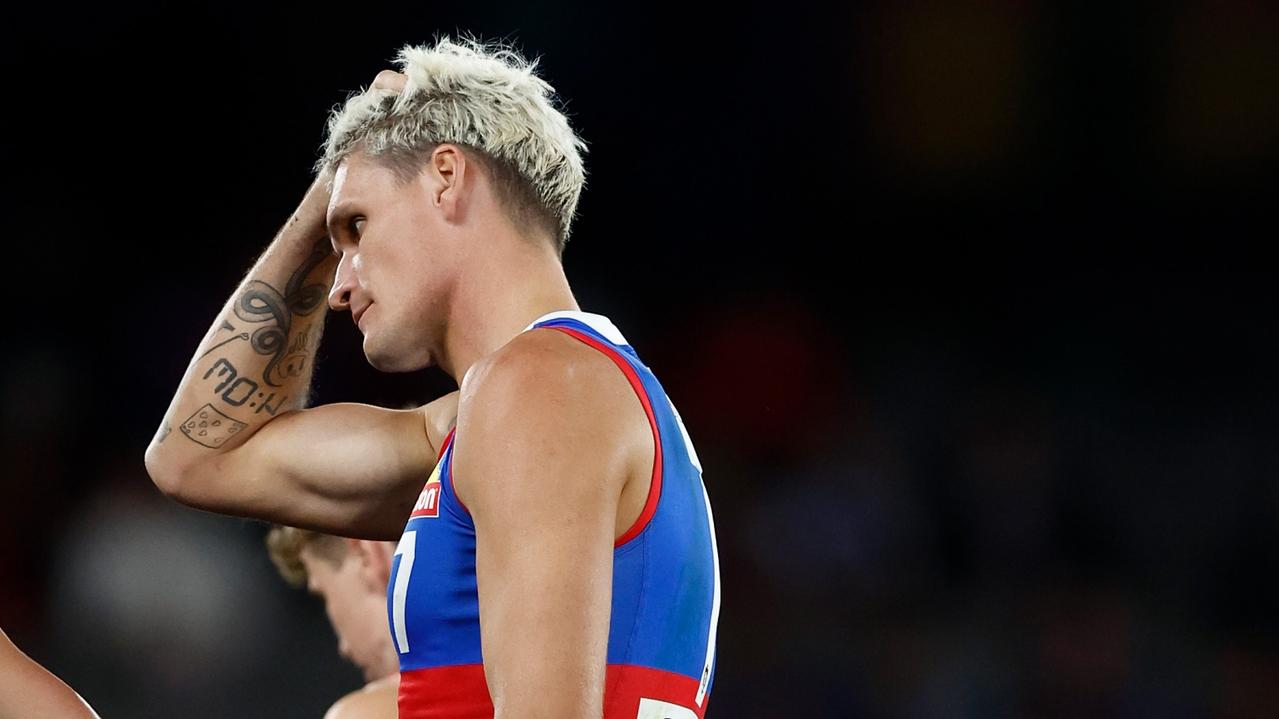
(143, 173), (457, 539)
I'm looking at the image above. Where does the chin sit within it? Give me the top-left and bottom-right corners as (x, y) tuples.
(364, 335), (433, 373)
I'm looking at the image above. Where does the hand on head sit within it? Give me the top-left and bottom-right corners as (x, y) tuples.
(372, 70), (407, 93)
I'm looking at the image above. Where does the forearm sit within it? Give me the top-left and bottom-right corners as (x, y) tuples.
(0, 629), (101, 719)
(146, 178), (336, 483)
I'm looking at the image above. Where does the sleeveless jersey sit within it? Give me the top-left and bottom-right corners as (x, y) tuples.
(388, 310), (721, 719)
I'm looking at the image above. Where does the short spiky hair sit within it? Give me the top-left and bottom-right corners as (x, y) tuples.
(318, 36), (588, 252)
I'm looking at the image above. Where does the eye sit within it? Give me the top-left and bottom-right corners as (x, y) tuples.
(351, 217), (366, 237)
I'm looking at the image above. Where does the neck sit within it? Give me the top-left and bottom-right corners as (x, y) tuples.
(438, 238), (579, 386)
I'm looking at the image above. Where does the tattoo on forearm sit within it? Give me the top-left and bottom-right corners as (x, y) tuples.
(179, 404), (247, 448)
(198, 331), (250, 360)
(232, 239), (330, 387)
(156, 421), (172, 445)
(275, 324), (315, 381)
(202, 357), (289, 415)
(284, 238), (332, 315)
(234, 281), (296, 386)
(220, 319), (236, 332)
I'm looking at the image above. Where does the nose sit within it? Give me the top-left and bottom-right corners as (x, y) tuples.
(328, 253), (355, 313)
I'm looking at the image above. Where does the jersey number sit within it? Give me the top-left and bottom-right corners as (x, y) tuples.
(392, 530), (416, 654)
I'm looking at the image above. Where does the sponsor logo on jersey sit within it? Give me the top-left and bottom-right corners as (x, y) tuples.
(410, 464), (443, 518)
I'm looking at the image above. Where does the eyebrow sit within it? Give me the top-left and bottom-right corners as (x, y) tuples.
(326, 201), (358, 233)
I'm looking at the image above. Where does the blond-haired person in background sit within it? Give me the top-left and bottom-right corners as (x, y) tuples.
(266, 526), (398, 719)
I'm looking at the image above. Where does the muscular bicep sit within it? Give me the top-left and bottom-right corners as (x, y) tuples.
(157, 391), (459, 539)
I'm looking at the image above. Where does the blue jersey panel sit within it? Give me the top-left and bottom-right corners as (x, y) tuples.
(391, 439), (485, 670)
(388, 310), (721, 712)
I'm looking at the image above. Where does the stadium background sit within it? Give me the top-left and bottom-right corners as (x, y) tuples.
(2, 2), (1278, 717)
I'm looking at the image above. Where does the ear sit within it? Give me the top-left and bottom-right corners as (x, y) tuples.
(423, 144), (469, 223)
(351, 539), (396, 589)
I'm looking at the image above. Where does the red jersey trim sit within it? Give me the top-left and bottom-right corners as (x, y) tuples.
(398, 663), (705, 719)
(399, 663), (489, 719)
(443, 429), (471, 516)
(436, 427), (457, 463)
(544, 326), (663, 549)
(604, 663), (708, 718)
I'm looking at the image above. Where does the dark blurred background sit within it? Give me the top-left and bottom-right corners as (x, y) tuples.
(2, 1), (1278, 717)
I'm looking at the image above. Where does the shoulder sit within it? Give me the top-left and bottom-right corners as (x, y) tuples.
(322, 677), (398, 719)
(453, 327), (648, 500)
(460, 327), (637, 421)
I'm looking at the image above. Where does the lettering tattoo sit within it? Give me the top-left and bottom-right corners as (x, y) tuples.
(179, 404), (248, 449)
(232, 238), (330, 387)
(202, 357), (289, 415)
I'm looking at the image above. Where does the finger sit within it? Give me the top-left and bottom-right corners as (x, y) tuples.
(371, 70), (407, 92)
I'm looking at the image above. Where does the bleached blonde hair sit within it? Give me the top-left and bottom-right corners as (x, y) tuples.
(265, 524), (347, 587)
(318, 36), (588, 252)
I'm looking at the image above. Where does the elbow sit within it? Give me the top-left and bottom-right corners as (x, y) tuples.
(143, 443), (194, 503)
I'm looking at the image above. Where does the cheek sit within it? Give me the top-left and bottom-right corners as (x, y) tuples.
(381, 264), (440, 321)
(357, 597), (389, 651)
(364, 241), (413, 297)
(363, 230), (445, 338)
(318, 580), (356, 629)
(384, 213), (443, 275)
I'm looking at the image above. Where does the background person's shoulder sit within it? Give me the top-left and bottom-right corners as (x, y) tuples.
(321, 677), (398, 719)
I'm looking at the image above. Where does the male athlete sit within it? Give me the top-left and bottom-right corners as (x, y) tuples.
(266, 527), (399, 719)
(145, 37), (720, 719)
